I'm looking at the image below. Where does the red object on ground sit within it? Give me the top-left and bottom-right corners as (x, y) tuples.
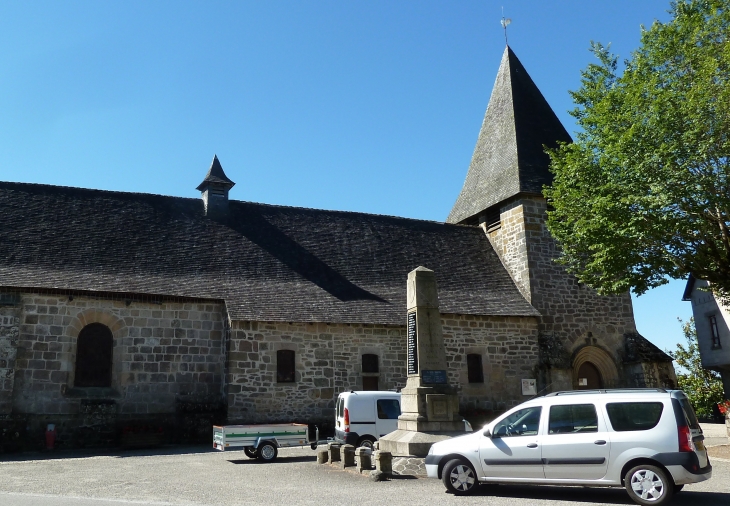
(45, 424), (57, 450)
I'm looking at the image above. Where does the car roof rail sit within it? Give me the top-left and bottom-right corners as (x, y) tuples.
(545, 388), (667, 397)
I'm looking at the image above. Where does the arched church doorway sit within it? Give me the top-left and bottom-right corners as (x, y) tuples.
(576, 361), (602, 389)
(572, 345), (619, 390)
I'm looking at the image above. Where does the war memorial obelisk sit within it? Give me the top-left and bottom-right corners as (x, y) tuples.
(379, 266), (466, 458)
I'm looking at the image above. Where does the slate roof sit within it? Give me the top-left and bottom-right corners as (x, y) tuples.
(624, 333), (674, 364)
(196, 155), (235, 191)
(0, 181), (539, 324)
(447, 46), (573, 224)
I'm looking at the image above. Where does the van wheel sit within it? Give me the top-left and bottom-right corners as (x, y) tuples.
(243, 446), (258, 459)
(442, 459), (478, 495)
(357, 437), (375, 450)
(256, 442), (278, 462)
(625, 464), (672, 505)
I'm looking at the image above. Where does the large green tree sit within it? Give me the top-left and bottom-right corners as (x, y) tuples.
(669, 318), (725, 418)
(545, 0), (730, 299)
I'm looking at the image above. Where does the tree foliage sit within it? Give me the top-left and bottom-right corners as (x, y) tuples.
(545, 0), (730, 299)
(668, 318), (724, 418)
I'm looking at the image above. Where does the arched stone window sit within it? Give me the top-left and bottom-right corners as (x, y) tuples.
(362, 353), (379, 390)
(466, 353), (484, 383)
(74, 323), (113, 388)
(277, 350), (295, 383)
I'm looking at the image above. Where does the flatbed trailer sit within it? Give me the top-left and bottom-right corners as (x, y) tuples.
(212, 423), (318, 462)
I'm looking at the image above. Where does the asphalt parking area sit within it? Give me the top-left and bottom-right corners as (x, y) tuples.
(0, 446), (728, 506)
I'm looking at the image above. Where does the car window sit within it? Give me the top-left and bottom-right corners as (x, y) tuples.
(377, 399), (400, 419)
(678, 398), (700, 430)
(492, 406), (542, 437)
(606, 402), (663, 431)
(548, 404), (598, 434)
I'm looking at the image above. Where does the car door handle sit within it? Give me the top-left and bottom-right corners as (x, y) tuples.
(526, 443), (538, 448)
(594, 440), (606, 445)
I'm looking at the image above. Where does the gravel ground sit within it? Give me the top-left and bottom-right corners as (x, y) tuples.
(0, 445), (728, 506)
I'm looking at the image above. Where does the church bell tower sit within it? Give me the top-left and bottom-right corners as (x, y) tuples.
(448, 46), (675, 392)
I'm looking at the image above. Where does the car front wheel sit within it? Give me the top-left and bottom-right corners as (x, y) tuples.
(625, 464), (673, 506)
(442, 459), (478, 495)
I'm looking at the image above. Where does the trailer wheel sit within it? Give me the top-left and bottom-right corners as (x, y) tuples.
(257, 442), (278, 462)
(244, 446), (258, 459)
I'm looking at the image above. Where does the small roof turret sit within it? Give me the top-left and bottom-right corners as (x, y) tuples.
(196, 155), (235, 191)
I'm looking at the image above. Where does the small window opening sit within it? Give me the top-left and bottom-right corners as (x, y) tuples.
(362, 354), (379, 373)
(466, 353), (484, 383)
(709, 315), (722, 349)
(74, 323), (113, 388)
(362, 353), (379, 390)
(479, 206), (501, 232)
(277, 350), (295, 383)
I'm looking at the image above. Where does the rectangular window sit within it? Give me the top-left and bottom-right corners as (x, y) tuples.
(276, 350), (295, 383)
(361, 354), (379, 390)
(548, 404), (598, 434)
(709, 315), (722, 348)
(606, 402), (664, 432)
(362, 354), (379, 373)
(377, 399), (401, 419)
(467, 354), (484, 383)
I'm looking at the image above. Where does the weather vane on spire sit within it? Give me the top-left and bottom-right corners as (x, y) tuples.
(500, 7), (512, 46)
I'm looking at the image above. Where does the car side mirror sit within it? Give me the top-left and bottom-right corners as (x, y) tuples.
(482, 429), (492, 438)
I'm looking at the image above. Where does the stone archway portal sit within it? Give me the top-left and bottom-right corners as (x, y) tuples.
(572, 346), (619, 390)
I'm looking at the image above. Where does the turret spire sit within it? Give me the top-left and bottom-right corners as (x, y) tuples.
(197, 155), (235, 218)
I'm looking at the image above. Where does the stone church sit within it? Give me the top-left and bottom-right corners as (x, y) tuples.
(0, 47), (674, 450)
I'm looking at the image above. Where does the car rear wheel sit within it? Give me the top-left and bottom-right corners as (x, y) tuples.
(625, 464), (673, 506)
(442, 459), (478, 495)
(357, 436), (375, 450)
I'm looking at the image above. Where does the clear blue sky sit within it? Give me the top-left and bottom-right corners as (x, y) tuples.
(0, 1), (691, 353)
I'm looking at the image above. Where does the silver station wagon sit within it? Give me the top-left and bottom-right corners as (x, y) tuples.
(425, 389), (711, 505)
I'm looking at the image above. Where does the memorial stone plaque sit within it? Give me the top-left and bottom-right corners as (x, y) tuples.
(421, 370), (447, 384)
(407, 311), (418, 375)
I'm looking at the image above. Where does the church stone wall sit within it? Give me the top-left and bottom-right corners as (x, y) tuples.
(0, 306), (20, 415)
(226, 321), (407, 425)
(11, 293), (226, 418)
(442, 314), (539, 413)
(226, 315), (540, 427)
(489, 197), (648, 390)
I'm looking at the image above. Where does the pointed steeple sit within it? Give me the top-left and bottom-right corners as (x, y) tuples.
(197, 155), (235, 218)
(196, 154), (235, 191)
(447, 47), (572, 225)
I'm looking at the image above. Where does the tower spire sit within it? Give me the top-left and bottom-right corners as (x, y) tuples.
(447, 47), (572, 225)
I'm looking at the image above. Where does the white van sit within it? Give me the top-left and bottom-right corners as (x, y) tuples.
(334, 391), (401, 449)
